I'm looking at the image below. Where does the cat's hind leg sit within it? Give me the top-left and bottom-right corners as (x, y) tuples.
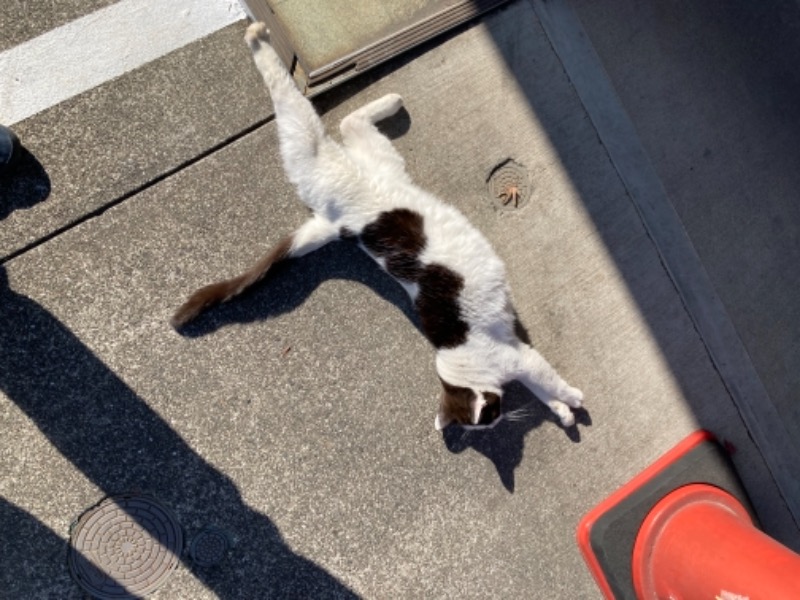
(245, 23), (325, 178)
(340, 94), (408, 179)
(171, 215), (339, 328)
(347, 94), (405, 123)
(515, 345), (584, 427)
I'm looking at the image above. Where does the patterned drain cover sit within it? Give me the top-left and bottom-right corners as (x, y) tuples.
(487, 158), (530, 209)
(69, 495), (183, 599)
(190, 527), (232, 567)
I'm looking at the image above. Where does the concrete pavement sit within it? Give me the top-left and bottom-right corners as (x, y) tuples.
(2, 1), (798, 598)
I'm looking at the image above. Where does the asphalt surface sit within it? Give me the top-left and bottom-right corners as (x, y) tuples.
(2, 1), (798, 598)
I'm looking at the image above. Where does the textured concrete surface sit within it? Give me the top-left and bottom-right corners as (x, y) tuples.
(1, 22), (269, 261)
(0, 0), (245, 125)
(0, 0), (117, 52)
(2, 1), (799, 599)
(566, 0), (800, 519)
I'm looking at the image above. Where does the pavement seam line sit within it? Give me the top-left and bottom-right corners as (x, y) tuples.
(0, 117), (273, 266)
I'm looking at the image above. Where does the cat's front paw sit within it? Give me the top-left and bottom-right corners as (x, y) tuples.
(561, 386), (584, 408)
(245, 22), (270, 49)
(547, 400), (575, 427)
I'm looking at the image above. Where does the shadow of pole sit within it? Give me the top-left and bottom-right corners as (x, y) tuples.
(0, 265), (359, 598)
(0, 498), (76, 597)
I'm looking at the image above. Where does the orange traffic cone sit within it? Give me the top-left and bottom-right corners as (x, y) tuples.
(578, 430), (800, 599)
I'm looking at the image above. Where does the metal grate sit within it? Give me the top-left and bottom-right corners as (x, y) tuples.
(487, 158), (530, 210)
(69, 495), (183, 599)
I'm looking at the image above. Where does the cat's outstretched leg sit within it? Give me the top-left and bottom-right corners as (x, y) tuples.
(515, 345), (583, 427)
(171, 215), (339, 328)
(245, 23), (325, 185)
(340, 94), (409, 180)
(345, 94), (404, 124)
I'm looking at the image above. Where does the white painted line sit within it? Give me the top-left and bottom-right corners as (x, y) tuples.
(0, 0), (246, 125)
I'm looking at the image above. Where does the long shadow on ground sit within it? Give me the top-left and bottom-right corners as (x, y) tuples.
(0, 265), (359, 599)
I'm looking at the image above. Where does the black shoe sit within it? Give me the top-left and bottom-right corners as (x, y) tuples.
(0, 125), (20, 170)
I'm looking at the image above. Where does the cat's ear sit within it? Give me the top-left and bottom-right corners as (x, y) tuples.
(469, 395), (487, 425)
(436, 379), (458, 430)
(436, 378), (475, 430)
(434, 411), (452, 431)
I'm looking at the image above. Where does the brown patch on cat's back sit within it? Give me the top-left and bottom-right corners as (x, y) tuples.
(416, 264), (469, 348)
(360, 209), (425, 281)
(360, 208), (469, 348)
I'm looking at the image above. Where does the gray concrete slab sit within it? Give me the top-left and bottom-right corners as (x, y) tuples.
(1, 22), (270, 261)
(2, 1), (799, 599)
(0, 0), (117, 52)
(565, 0), (800, 522)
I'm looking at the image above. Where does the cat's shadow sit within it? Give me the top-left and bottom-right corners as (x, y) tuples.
(178, 239), (420, 337)
(442, 382), (591, 492)
(177, 240), (591, 492)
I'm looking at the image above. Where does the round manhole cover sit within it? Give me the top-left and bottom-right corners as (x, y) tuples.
(487, 158), (531, 209)
(69, 495), (183, 599)
(189, 527), (232, 567)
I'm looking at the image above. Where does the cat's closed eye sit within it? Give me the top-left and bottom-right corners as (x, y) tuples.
(477, 392), (501, 426)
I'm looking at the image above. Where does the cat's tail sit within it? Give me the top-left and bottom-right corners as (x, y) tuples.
(170, 235), (294, 329)
(171, 215), (341, 329)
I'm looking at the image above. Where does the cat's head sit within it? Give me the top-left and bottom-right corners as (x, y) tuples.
(434, 378), (502, 430)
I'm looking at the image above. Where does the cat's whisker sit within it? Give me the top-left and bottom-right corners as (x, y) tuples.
(503, 407), (536, 422)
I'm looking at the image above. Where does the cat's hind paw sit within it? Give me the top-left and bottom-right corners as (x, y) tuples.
(351, 93), (404, 125)
(375, 93), (404, 119)
(245, 22), (270, 49)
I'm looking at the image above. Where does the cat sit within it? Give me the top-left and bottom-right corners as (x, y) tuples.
(171, 21), (584, 431)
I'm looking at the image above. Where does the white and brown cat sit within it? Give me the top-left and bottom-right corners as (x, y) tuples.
(172, 22), (584, 430)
